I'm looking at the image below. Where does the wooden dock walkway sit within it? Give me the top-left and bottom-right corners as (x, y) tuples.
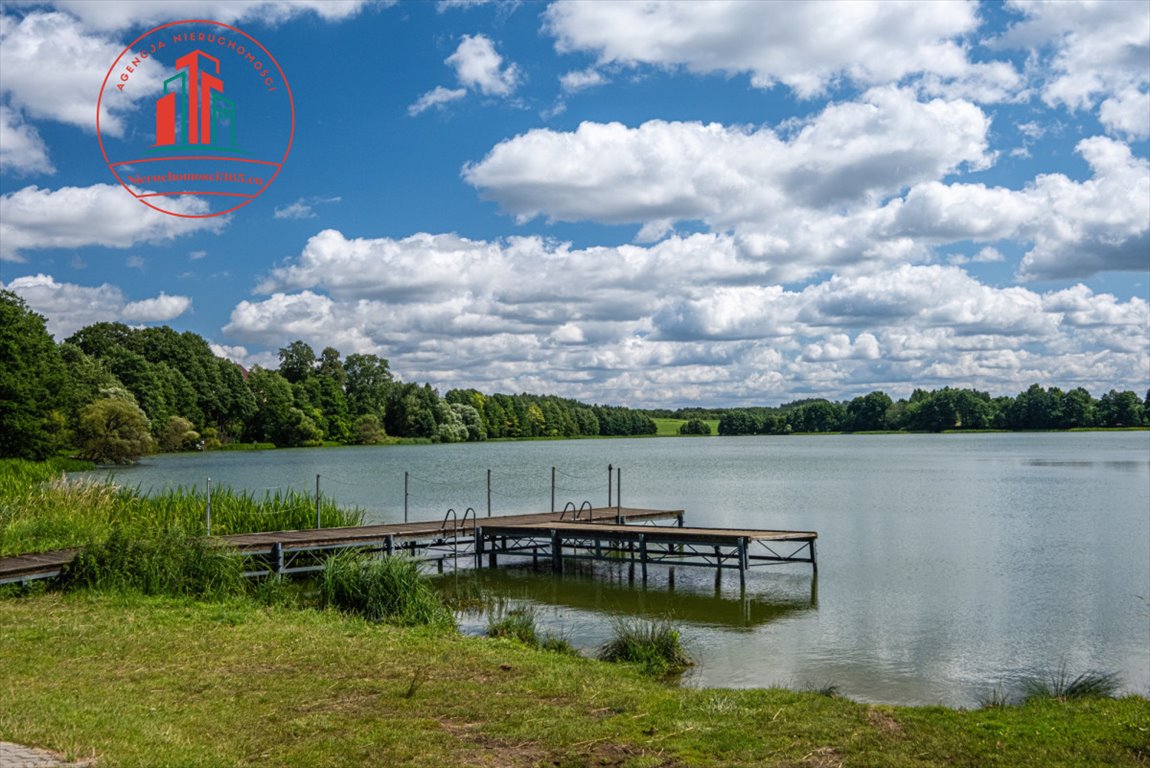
(0, 507), (680, 585)
(0, 505), (817, 587)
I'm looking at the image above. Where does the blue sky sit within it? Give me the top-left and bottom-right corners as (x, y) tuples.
(1, 0), (1147, 407)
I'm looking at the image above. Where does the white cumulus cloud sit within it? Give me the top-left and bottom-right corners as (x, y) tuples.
(0, 184), (225, 262)
(220, 229), (1148, 405)
(447, 33), (520, 96)
(0, 105), (53, 175)
(4, 273), (192, 339)
(545, 0), (984, 98)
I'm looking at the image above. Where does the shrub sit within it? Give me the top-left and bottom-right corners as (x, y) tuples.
(1022, 665), (1121, 702)
(62, 528), (245, 599)
(678, 419), (712, 435)
(487, 605), (539, 645)
(320, 552), (452, 628)
(597, 616), (692, 677)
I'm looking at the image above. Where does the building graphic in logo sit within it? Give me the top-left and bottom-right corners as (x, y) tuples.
(98, 20), (293, 218)
(155, 50), (237, 150)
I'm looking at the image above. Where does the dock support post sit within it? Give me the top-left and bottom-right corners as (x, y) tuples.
(474, 527), (484, 568)
(386, 534), (394, 556)
(550, 529), (562, 574)
(810, 539), (818, 575)
(737, 537), (748, 591)
(272, 542), (284, 575)
(639, 534), (647, 582)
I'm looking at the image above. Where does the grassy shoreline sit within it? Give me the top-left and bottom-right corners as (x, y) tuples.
(3, 459), (1147, 765)
(0, 458), (363, 556)
(2, 593), (1147, 767)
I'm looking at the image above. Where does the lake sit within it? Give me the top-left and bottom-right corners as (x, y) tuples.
(87, 431), (1150, 707)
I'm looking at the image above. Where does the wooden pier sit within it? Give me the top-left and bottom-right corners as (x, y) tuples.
(0, 505), (817, 587)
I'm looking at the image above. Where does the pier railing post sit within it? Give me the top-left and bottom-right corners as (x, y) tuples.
(551, 466), (556, 513)
(608, 463), (613, 508)
(315, 474), (321, 529)
(487, 468), (492, 517)
(205, 477), (212, 537)
(404, 471), (409, 523)
(616, 467), (622, 524)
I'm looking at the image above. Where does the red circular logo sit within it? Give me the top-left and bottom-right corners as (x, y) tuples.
(97, 19), (294, 218)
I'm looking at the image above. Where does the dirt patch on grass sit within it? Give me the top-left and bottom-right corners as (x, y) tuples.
(438, 719), (684, 767)
(787, 745), (844, 768)
(866, 707), (904, 736)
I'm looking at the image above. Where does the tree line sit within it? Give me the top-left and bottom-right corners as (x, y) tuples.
(683, 385), (1149, 435)
(2, 291), (1146, 463)
(0, 291), (655, 462)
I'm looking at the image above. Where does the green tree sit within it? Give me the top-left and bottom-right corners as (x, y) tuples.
(718, 410), (760, 435)
(1097, 390), (1144, 428)
(316, 346), (346, 386)
(435, 401), (468, 443)
(278, 340), (316, 384)
(352, 413), (387, 445)
(452, 403), (485, 441)
(77, 396), (154, 464)
(1058, 387), (1097, 428)
(245, 367), (296, 445)
(159, 415), (200, 452)
(0, 290), (70, 459)
(679, 418), (712, 435)
(786, 400), (845, 433)
(345, 353), (393, 418)
(845, 391), (892, 432)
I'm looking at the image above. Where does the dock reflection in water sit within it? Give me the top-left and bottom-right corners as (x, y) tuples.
(441, 560), (817, 633)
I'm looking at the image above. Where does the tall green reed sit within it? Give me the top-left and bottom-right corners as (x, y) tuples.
(0, 458), (365, 555)
(319, 551), (453, 628)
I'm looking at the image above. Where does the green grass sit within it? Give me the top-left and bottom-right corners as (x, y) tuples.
(598, 615), (693, 678)
(1, 593), (1147, 767)
(487, 603), (540, 645)
(319, 552), (453, 628)
(0, 458), (365, 556)
(486, 602), (578, 655)
(61, 528), (247, 599)
(652, 418), (721, 436)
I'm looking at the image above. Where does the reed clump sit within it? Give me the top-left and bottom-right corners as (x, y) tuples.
(487, 604), (540, 645)
(319, 552), (453, 628)
(482, 602), (576, 654)
(597, 616), (692, 677)
(61, 527), (246, 599)
(0, 458), (364, 556)
(1022, 665), (1122, 702)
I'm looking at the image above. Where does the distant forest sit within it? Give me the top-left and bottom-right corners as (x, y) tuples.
(2, 290), (1148, 462)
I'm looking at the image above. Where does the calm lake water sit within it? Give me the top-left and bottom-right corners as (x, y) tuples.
(87, 432), (1150, 707)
